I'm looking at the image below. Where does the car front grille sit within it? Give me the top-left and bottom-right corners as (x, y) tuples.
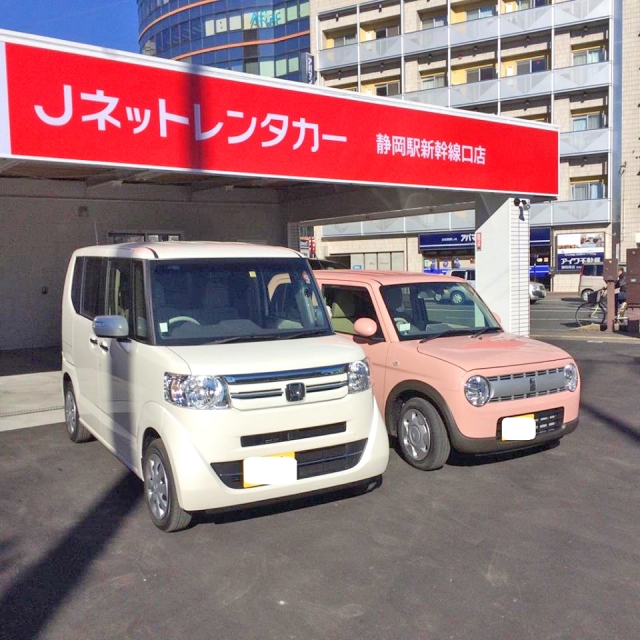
(211, 439), (367, 489)
(488, 368), (567, 403)
(240, 422), (346, 447)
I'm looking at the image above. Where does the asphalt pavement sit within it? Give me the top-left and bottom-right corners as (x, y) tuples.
(1, 303), (639, 640)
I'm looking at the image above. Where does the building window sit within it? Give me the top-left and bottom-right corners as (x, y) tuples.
(572, 113), (605, 131)
(260, 59), (275, 77)
(571, 181), (605, 200)
(421, 14), (447, 30)
(516, 57), (547, 75)
(333, 31), (357, 48)
(375, 25), (400, 39)
(275, 57), (288, 77)
(288, 54), (300, 73)
(573, 47), (606, 66)
(216, 17), (227, 34)
(466, 5), (496, 21)
(514, 0), (549, 9)
(375, 80), (400, 96)
(422, 73), (446, 90)
(466, 66), (495, 83)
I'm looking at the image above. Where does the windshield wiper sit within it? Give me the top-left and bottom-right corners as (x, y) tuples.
(419, 329), (475, 343)
(281, 329), (331, 340)
(207, 334), (274, 344)
(471, 327), (503, 338)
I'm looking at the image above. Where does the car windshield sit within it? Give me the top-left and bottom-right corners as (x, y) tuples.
(380, 282), (501, 341)
(150, 258), (332, 346)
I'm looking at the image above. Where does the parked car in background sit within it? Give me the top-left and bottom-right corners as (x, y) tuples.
(435, 268), (476, 304)
(314, 270), (580, 472)
(578, 263), (604, 302)
(529, 281), (547, 303)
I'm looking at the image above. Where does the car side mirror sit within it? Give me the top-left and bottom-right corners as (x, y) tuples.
(354, 317), (378, 338)
(93, 315), (129, 339)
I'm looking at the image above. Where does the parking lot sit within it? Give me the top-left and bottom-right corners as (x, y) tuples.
(1, 299), (640, 640)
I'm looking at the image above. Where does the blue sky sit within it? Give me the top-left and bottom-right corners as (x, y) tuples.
(0, 0), (140, 53)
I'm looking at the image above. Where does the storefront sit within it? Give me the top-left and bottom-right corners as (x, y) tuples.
(418, 228), (552, 285)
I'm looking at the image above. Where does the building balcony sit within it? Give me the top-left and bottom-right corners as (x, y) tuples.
(450, 79), (500, 106)
(450, 16), (499, 47)
(559, 128), (610, 157)
(530, 198), (611, 226)
(500, 4), (553, 37)
(318, 43), (359, 70)
(554, 0), (612, 28)
(390, 87), (450, 107)
(500, 70), (553, 101)
(360, 34), (403, 63)
(403, 25), (448, 56)
(399, 62), (610, 108)
(554, 61), (611, 93)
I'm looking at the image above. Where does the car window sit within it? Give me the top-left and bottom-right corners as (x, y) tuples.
(81, 257), (106, 320)
(150, 258), (331, 345)
(380, 283), (500, 340)
(322, 285), (384, 340)
(106, 259), (132, 321)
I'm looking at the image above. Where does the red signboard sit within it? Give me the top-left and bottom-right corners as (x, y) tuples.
(0, 36), (559, 196)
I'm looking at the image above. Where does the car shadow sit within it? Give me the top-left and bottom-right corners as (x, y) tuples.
(194, 476), (382, 526)
(446, 440), (560, 467)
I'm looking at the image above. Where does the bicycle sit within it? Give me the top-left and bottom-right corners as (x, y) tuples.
(575, 288), (628, 328)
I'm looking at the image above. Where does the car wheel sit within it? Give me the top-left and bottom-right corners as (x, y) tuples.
(143, 439), (192, 532)
(64, 383), (93, 443)
(581, 289), (593, 302)
(434, 292), (443, 302)
(397, 398), (451, 471)
(450, 290), (466, 305)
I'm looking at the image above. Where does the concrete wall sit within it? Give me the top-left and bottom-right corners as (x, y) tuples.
(0, 178), (285, 350)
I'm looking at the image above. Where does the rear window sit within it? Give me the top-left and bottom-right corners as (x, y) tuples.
(581, 264), (603, 277)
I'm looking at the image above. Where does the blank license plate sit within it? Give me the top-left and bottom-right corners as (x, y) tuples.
(501, 414), (536, 441)
(243, 453), (297, 488)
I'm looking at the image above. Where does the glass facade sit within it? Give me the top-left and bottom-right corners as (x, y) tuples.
(137, 0), (310, 82)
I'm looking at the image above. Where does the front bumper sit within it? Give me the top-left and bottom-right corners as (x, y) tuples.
(449, 416), (579, 455)
(156, 393), (389, 512)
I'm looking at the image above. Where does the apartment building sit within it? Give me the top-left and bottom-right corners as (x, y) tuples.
(310, 0), (639, 291)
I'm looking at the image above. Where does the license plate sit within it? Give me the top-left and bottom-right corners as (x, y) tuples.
(243, 452), (297, 488)
(501, 414), (536, 441)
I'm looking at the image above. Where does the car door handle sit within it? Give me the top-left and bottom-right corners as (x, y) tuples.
(89, 337), (98, 345)
(99, 342), (109, 352)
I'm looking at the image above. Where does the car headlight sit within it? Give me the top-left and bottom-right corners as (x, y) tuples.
(164, 373), (230, 409)
(348, 359), (371, 394)
(464, 375), (491, 407)
(563, 363), (579, 392)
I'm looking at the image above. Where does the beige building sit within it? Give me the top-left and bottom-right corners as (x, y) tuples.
(310, 0), (639, 291)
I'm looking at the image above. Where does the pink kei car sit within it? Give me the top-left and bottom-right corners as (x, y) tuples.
(314, 270), (580, 471)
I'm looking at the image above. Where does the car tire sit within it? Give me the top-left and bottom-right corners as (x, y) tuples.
(581, 289), (593, 302)
(450, 290), (466, 305)
(64, 383), (93, 443)
(434, 292), (443, 303)
(143, 439), (193, 532)
(397, 398), (451, 471)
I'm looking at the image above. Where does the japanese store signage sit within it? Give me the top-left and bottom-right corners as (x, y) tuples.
(556, 232), (605, 272)
(0, 39), (559, 194)
(419, 227), (551, 251)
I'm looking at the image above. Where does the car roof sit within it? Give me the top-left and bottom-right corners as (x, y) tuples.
(72, 241), (301, 261)
(313, 269), (464, 285)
